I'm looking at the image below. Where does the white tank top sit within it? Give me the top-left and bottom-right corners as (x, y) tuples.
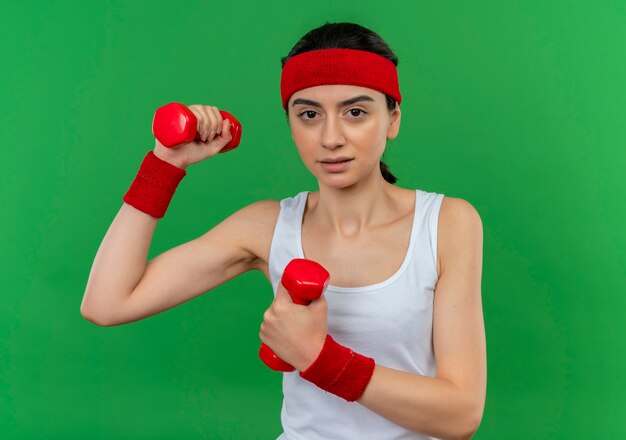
(268, 189), (444, 440)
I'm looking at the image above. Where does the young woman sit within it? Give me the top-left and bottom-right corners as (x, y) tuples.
(82, 22), (486, 440)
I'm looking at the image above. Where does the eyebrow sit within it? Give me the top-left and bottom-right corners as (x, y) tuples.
(291, 94), (375, 108)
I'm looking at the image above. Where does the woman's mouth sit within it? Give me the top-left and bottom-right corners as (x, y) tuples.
(320, 158), (353, 172)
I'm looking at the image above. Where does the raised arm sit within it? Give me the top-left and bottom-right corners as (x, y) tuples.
(81, 103), (271, 326)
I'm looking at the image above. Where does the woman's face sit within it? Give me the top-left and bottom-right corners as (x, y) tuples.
(287, 84), (401, 188)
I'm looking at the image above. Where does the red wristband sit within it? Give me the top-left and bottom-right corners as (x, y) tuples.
(299, 334), (375, 402)
(122, 151), (187, 218)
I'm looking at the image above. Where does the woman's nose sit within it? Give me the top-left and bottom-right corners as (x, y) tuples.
(321, 116), (346, 149)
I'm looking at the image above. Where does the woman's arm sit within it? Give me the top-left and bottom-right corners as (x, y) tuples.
(81, 109), (245, 326)
(356, 197), (486, 440)
(81, 199), (273, 326)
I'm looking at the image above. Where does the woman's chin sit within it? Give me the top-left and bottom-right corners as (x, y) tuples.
(316, 175), (359, 189)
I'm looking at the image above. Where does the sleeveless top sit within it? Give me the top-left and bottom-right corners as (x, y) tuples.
(268, 189), (445, 440)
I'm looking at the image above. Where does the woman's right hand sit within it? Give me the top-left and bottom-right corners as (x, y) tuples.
(153, 104), (233, 169)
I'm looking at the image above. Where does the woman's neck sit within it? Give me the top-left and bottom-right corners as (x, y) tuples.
(310, 175), (401, 238)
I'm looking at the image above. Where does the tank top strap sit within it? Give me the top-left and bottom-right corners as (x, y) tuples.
(268, 191), (309, 294)
(408, 190), (445, 284)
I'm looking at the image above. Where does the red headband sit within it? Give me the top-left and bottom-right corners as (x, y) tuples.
(280, 48), (402, 110)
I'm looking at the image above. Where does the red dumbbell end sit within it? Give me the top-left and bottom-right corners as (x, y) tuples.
(218, 110), (243, 153)
(281, 258), (330, 305)
(259, 343), (295, 372)
(152, 102), (197, 148)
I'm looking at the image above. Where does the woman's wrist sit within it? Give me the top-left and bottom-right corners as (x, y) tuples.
(122, 151), (187, 219)
(153, 149), (187, 170)
(299, 334), (375, 402)
(293, 336), (325, 373)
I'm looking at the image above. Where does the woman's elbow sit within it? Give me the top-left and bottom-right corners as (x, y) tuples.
(457, 400), (484, 439)
(439, 398), (484, 440)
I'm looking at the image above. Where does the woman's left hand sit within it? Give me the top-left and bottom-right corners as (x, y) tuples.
(260, 282), (328, 372)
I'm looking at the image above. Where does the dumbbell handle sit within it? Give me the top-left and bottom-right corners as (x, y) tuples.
(152, 102), (242, 152)
(259, 258), (330, 372)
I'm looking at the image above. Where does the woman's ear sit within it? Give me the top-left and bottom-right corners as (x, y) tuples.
(386, 106), (401, 140)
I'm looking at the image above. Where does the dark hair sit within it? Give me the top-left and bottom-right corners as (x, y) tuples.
(281, 22), (399, 184)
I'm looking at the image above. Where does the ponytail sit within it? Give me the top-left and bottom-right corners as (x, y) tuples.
(379, 160), (397, 184)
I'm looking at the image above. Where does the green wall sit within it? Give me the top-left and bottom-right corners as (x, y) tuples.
(1, 1), (624, 438)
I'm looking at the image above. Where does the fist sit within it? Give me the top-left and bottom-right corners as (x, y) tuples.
(259, 282), (328, 372)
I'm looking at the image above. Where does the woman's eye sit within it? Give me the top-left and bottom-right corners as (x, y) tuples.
(299, 110), (318, 120)
(348, 108), (366, 118)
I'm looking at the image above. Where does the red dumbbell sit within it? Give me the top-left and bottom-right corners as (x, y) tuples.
(259, 258), (330, 372)
(152, 102), (242, 152)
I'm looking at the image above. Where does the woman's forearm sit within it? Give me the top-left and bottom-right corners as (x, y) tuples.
(357, 365), (484, 440)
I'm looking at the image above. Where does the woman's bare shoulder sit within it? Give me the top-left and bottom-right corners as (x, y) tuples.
(438, 196), (482, 228)
(437, 196), (483, 274)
